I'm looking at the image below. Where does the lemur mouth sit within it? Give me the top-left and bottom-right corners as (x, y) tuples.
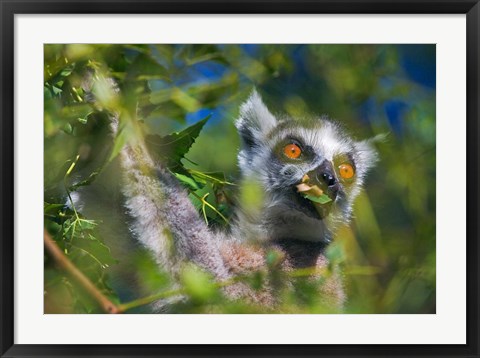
(291, 188), (333, 220)
(290, 174), (334, 220)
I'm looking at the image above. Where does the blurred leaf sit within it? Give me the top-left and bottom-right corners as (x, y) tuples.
(170, 87), (201, 112)
(246, 271), (265, 291)
(238, 179), (264, 217)
(107, 120), (130, 163)
(180, 264), (217, 302)
(133, 252), (172, 293)
(325, 242), (345, 265)
(127, 52), (169, 81)
(92, 75), (118, 110)
(59, 104), (93, 122)
(345, 265), (382, 276)
(265, 250), (283, 269)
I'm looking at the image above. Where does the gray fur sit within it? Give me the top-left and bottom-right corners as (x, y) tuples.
(116, 124), (232, 282)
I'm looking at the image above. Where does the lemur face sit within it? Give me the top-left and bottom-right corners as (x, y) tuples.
(236, 91), (377, 243)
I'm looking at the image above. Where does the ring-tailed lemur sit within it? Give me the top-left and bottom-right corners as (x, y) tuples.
(83, 75), (377, 310)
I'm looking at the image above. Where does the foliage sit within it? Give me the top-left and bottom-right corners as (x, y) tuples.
(44, 44), (436, 314)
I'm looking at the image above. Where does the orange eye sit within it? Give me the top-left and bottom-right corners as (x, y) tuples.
(283, 143), (302, 159)
(338, 163), (355, 179)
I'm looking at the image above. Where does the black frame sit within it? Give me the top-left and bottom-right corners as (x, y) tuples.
(1, 1), (479, 357)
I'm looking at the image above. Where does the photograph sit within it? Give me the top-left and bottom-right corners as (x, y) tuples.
(43, 43), (436, 314)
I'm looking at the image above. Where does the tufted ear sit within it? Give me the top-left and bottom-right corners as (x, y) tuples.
(353, 133), (386, 178)
(235, 89), (277, 150)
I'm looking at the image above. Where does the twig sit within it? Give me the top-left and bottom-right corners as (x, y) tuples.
(117, 287), (185, 313)
(44, 229), (120, 314)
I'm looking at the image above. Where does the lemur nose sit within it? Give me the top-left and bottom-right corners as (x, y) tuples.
(311, 160), (339, 200)
(314, 160), (337, 187)
(321, 172), (336, 186)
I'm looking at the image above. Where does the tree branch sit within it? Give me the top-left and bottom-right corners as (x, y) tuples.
(44, 229), (120, 314)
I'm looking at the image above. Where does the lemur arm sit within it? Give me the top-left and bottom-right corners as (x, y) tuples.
(111, 115), (232, 281)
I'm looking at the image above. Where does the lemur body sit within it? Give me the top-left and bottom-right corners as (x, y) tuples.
(84, 76), (377, 310)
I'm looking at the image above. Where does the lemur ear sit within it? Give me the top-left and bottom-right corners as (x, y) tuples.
(236, 89), (277, 149)
(353, 133), (386, 177)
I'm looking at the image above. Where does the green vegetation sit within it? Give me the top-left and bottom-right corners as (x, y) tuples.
(44, 44), (435, 314)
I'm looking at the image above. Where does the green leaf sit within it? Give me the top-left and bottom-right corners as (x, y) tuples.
(265, 250), (283, 268)
(170, 87), (201, 112)
(107, 123), (129, 163)
(145, 115), (210, 170)
(44, 202), (65, 216)
(68, 170), (100, 192)
(172, 172), (204, 191)
(52, 85), (63, 95)
(189, 170), (234, 186)
(325, 242), (345, 265)
(246, 271), (265, 291)
(133, 251), (172, 293)
(302, 193), (332, 204)
(63, 216), (98, 242)
(62, 123), (74, 135)
(180, 264), (217, 302)
(44, 85), (53, 100)
(44, 203), (75, 225)
(60, 104), (93, 121)
(127, 52), (169, 82)
(60, 67), (73, 77)
(75, 218), (98, 231)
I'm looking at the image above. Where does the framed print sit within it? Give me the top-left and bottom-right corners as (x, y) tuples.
(1, 1), (479, 357)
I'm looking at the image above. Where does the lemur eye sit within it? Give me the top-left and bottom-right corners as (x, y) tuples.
(283, 143), (302, 159)
(338, 163), (355, 179)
